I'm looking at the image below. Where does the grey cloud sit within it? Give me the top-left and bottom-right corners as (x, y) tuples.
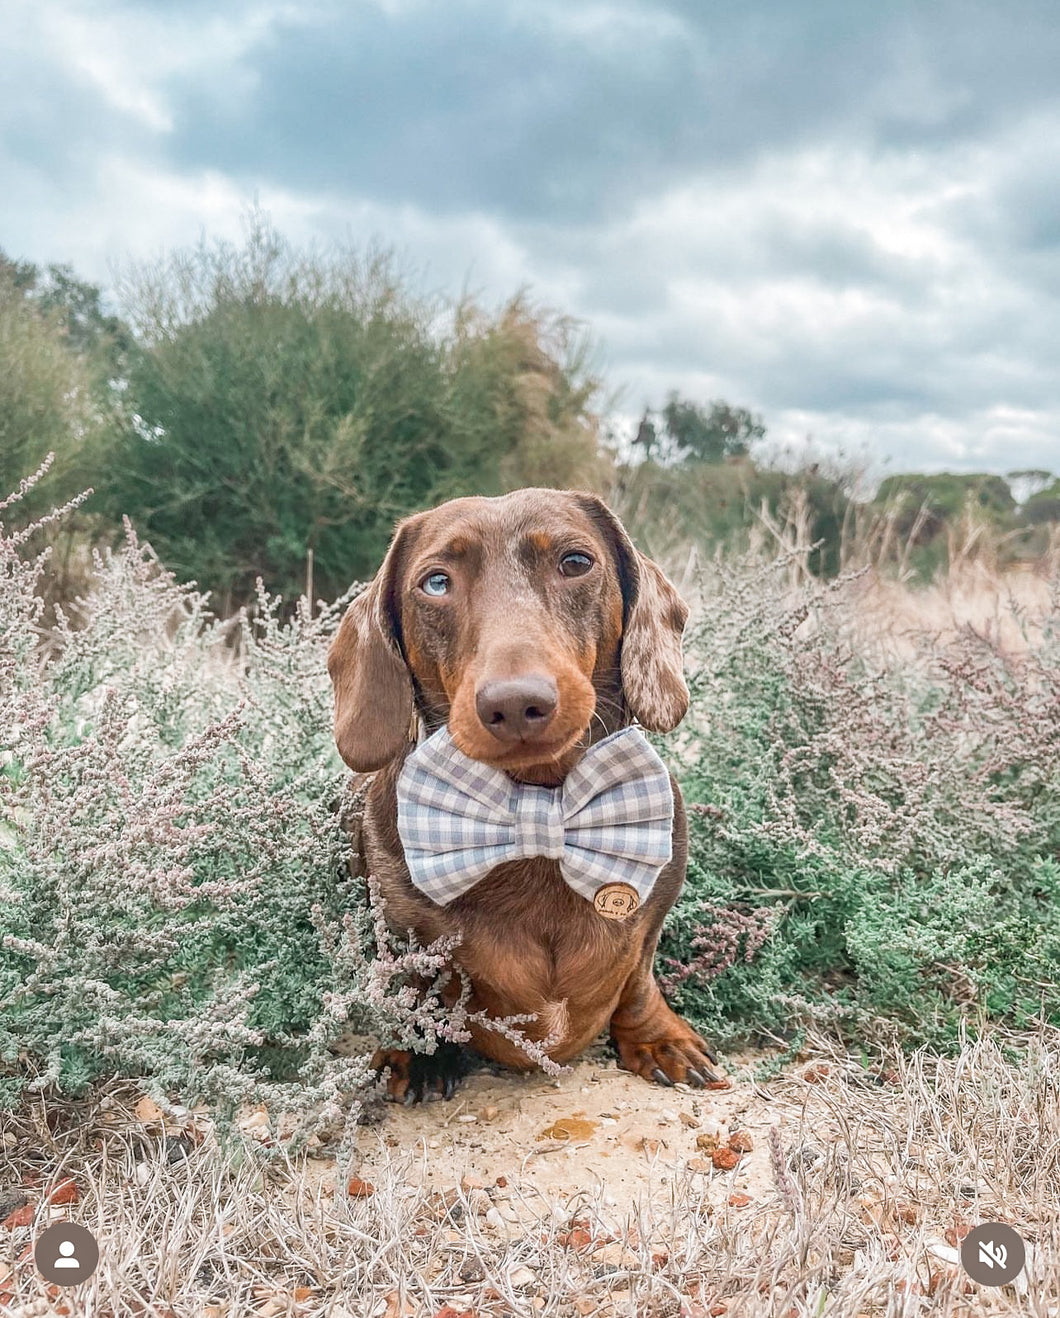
(156, 0), (1060, 225)
(2, 0), (1059, 474)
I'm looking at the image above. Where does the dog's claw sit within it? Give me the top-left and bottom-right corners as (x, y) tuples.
(651, 1066), (674, 1087)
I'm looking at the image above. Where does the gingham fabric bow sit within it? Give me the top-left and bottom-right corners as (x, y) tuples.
(396, 725), (674, 907)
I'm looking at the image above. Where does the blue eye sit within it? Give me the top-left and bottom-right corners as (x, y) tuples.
(421, 571), (451, 597)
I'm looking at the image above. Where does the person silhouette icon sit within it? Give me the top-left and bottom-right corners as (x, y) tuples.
(53, 1241), (80, 1269)
(34, 1222), (99, 1286)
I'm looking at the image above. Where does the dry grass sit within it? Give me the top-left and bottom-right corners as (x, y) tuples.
(850, 560), (1058, 661)
(3, 1029), (1060, 1316)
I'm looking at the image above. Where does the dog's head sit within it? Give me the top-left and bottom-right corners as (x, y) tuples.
(327, 489), (688, 779)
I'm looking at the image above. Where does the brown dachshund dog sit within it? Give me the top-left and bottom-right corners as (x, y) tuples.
(327, 488), (720, 1101)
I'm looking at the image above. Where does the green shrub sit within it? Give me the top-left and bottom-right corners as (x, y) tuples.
(661, 555), (1060, 1049)
(103, 220), (605, 608)
(0, 262), (108, 525)
(1, 482), (364, 1133)
(870, 472), (1019, 580)
(1020, 478), (1060, 526)
(613, 457), (851, 578)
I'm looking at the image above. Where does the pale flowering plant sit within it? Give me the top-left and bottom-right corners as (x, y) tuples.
(0, 460), (496, 1150)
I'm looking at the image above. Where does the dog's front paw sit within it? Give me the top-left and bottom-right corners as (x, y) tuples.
(613, 1024), (726, 1089)
(370, 1042), (467, 1105)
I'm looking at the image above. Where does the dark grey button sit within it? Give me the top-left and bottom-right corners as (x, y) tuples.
(960, 1223), (1026, 1287)
(34, 1223), (100, 1287)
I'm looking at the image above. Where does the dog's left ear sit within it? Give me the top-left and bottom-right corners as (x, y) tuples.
(573, 494), (690, 732)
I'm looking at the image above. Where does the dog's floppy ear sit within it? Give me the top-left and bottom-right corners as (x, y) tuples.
(574, 494), (690, 733)
(327, 517), (420, 771)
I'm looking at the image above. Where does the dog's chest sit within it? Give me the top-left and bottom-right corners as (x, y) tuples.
(449, 860), (640, 1032)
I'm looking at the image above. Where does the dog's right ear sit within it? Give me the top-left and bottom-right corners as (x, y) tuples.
(327, 517), (420, 772)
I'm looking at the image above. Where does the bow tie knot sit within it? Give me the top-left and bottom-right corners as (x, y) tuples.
(514, 788), (566, 861)
(396, 725), (675, 911)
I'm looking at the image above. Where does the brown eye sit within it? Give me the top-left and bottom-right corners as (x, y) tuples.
(559, 551), (593, 578)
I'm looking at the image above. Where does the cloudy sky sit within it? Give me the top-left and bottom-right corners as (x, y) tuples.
(4, 0), (1059, 476)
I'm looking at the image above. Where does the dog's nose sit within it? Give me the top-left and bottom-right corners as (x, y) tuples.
(475, 676), (558, 742)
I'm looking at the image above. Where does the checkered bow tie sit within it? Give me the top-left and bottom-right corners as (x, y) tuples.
(396, 725), (674, 909)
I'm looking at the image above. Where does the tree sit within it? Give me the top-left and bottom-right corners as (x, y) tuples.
(104, 218), (605, 607)
(0, 255), (108, 521)
(660, 394), (765, 465)
(32, 263), (132, 374)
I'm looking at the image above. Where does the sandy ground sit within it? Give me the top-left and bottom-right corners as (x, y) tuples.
(348, 1043), (780, 1213)
(5, 1034), (1058, 1315)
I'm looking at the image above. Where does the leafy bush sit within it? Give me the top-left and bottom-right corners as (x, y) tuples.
(874, 472), (1017, 532)
(613, 457), (851, 579)
(1, 473), (363, 1133)
(0, 259), (109, 525)
(102, 219), (606, 608)
(1, 468), (557, 1148)
(661, 553), (1060, 1050)
(1021, 477), (1060, 526)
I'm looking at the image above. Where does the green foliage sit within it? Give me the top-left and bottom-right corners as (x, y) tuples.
(7, 221), (1060, 610)
(1, 495), (370, 1128)
(634, 394), (765, 466)
(614, 456), (851, 578)
(102, 219), (604, 607)
(659, 556), (1060, 1049)
(1020, 477), (1060, 525)
(873, 472), (1016, 545)
(0, 255), (113, 524)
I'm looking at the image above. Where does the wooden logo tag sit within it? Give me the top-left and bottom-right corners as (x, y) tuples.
(593, 882), (640, 920)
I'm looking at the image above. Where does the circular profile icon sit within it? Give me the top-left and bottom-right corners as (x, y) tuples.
(960, 1222), (1025, 1287)
(34, 1222), (100, 1287)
